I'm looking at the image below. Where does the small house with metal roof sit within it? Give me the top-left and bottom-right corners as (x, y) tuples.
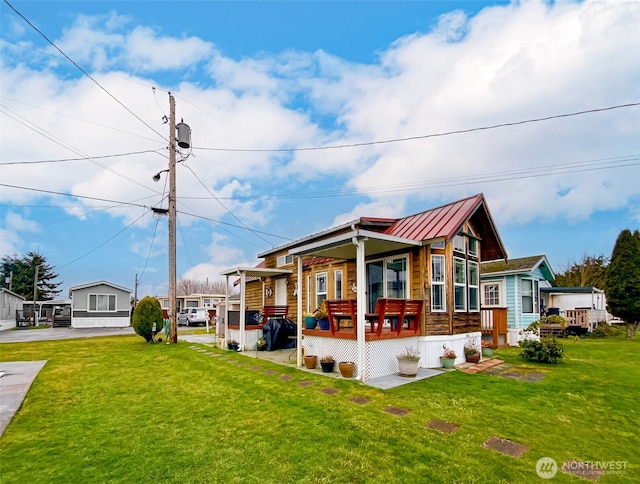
(221, 194), (507, 382)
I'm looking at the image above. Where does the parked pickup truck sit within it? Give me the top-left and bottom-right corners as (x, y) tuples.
(177, 307), (209, 326)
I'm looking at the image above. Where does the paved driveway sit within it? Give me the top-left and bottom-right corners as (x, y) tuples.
(0, 327), (136, 343)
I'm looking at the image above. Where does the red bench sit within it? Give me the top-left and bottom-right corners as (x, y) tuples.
(325, 298), (423, 336)
(263, 305), (289, 319)
(325, 299), (357, 334)
(366, 298), (423, 335)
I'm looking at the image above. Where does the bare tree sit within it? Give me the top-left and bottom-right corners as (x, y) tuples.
(177, 278), (229, 295)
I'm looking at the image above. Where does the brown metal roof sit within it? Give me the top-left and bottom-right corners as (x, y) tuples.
(384, 194), (484, 241)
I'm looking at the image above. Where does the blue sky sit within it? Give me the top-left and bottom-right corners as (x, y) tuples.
(1, 0), (639, 298)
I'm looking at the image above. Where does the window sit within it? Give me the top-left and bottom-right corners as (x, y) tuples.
(468, 238), (478, 257)
(431, 255), (445, 311)
(431, 241), (445, 249)
(277, 254), (293, 267)
(203, 299), (211, 307)
(482, 282), (502, 306)
(334, 270), (343, 299)
(468, 261), (479, 311)
(366, 255), (408, 312)
(454, 257), (466, 311)
(521, 279), (538, 314)
(89, 294), (116, 312)
(315, 272), (327, 309)
(453, 234), (465, 253)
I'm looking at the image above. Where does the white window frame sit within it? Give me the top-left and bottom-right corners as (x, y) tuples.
(454, 257), (466, 312)
(521, 278), (538, 314)
(334, 270), (343, 299)
(481, 281), (503, 307)
(88, 293), (116, 312)
(468, 261), (479, 312)
(277, 254), (294, 267)
(453, 234), (465, 253)
(315, 272), (328, 309)
(468, 237), (479, 257)
(430, 254), (446, 312)
(306, 274), (312, 314)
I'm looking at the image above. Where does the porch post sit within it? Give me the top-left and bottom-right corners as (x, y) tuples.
(355, 237), (366, 382)
(224, 275), (229, 349)
(297, 255), (303, 367)
(239, 271), (246, 351)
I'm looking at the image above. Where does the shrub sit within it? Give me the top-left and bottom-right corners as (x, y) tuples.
(519, 337), (564, 364)
(584, 322), (625, 339)
(132, 296), (163, 343)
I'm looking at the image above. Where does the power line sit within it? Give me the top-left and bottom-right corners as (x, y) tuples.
(57, 210), (150, 269)
(182, 163), (277, 246)
(193, 102), (640, 153)
(0, 183), (151, 208)
(0, 149), (165, 165)
(3, 0), (167, 142)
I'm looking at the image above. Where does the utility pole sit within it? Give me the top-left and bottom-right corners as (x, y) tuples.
(168, 93), (178, 344)
(33, 265), (38, 326)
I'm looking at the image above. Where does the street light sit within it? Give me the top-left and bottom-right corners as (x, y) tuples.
(152, 93), (191, 344)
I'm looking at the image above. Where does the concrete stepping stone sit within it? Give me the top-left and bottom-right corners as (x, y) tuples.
(383, 406), (410, 417)
(297, 381), (314, 387)
(483, 436), (528, 458)
(348, 396), (370, 405)
(425, 418), (459, 434)
(319, 387), (340, 395)
(278, 375), (293, 381)
(263, 370), (277, 375)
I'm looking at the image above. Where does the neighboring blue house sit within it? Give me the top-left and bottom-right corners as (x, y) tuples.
(481, 255), (555, 345)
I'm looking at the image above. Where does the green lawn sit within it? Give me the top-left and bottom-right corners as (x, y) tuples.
(0, 334), (638, 483)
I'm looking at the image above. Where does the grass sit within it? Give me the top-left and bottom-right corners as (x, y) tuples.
(0, 334), (638, 483)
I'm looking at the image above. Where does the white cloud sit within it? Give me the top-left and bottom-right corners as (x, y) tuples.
(2, 0), (639, 287)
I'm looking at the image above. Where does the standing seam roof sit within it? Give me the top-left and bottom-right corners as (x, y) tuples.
(384, 194), (483, 241)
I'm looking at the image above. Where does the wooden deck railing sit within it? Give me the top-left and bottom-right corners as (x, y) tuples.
(481, 307), (508, 347)
(308, 298), (424, 341)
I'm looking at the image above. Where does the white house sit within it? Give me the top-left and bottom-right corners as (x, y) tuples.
(69, 281), (131, 328)
(0, 288), (25, 331)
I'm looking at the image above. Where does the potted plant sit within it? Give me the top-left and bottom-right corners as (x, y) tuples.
(440, 347), (457, 369)
(396, 346), (420, 377)
(320, 355), (335, 373)
(314, 301), (330, 331)
(464, 336), (481, 364)
(228, 340), (239, 351)
(257, 337), (267, 351)
(338, 361), (356, 378)
(481, 342), (495, 357)
(303, 311), (317, 330)
(303, 354), (318, 369)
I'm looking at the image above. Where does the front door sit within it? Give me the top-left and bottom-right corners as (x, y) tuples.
(275, 278), (287, 306)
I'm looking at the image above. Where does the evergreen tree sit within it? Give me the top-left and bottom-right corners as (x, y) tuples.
(605, 229), (640, 339)
(0, 252), (62, 300)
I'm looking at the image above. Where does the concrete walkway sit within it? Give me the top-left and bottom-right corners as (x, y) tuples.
(0, 361), (47, 437)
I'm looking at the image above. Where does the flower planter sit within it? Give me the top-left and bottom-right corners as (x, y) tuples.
(304, 355), (318, 369)
(317, 318), (330, 330)
(304, 316), (317, 330)
(320, 360), (335, 373)
(440, 357), (456, 369)
(397, 357), (420, 377)
(465, 352), (481, 364)
(338, 361), (356, 378)
(228, 342), (239, 351)
(482, 347), (493, 357)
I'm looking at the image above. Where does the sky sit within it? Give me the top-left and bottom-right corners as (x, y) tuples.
(1, 0), (639, 299)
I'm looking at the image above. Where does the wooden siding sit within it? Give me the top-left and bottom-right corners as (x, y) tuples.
(245, 226), (485, 337)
